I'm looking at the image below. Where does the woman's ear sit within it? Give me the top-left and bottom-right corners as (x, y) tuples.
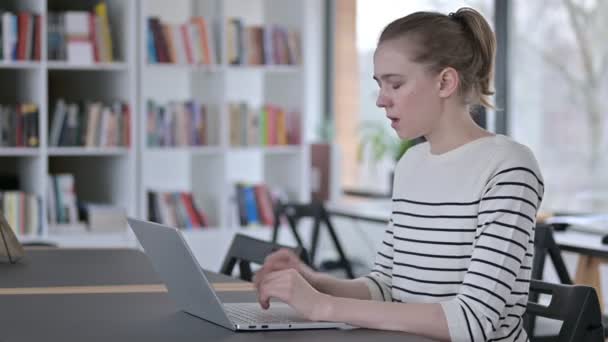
(437, 67), (459, 98)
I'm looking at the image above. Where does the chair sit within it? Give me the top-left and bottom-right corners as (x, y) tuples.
(272, 200), (355, 278)
(220, 233), (310, 282)
(531, 223), (573, 285)
(525, 279), (604, 342)
(530, 223), (608, 337)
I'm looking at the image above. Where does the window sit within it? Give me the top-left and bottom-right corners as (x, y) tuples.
(509, 1), (608, 213)
(335, 0), (494, 195)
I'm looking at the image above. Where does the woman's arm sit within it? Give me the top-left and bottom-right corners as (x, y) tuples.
(321, 297), (451, 342)
(309, 271), (372, 300)
(253, 249), (372, 300)
(257, 269), (450, 341)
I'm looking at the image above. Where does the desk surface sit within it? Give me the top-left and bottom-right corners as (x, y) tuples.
(0, 248), (432, 342)
(554, 229), (608, 259)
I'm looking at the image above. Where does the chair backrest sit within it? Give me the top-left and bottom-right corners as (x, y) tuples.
(273, 201), (324, 235)
(532, 223), (573, 284)
(220, 233), (310, 281)
(526, 279), (604, 342)
(528, 223), (575, 335)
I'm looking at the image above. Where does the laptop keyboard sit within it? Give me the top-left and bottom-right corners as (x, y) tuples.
(224, 303), (310, 324)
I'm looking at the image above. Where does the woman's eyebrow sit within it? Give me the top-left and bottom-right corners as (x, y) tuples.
(372, 74), (404, 82)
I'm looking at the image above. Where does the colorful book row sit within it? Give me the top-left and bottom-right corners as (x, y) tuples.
(146, 100), (218, 147)
(229, 103), (301, 147)
(47, 2), (114, 63)
(1, 11), (42, 61)
(227, 19), (300, 66)
(0, 191), (42, 236)
(234, 183), (275, 227)
(147, 16), (217, 65)
(0, 103), (39, 147)
(147, 191), (209, 229)
(49, 99), (131, 148)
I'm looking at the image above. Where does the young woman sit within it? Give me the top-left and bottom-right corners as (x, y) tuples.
(254, 7), (543, 342)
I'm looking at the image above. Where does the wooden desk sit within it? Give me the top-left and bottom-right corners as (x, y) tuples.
(554, 230), (608, 311)
(0, 248), (433, 342)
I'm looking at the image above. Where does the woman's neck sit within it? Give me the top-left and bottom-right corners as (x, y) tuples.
(425, 108), (493, 155)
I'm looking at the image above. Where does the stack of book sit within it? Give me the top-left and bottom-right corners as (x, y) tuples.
(147, 16), (216, 65)
(226, 19), (300, 66)
(49, 99), (131, 148)
(47, 2), (114, 63)
(0, 191), (42, 235)
(147, 191), (209, 230)
(0, 103), (39, 147)
(229, 102), (301, 147)
(47, 174), (79, 225)
(79, 202), (127, 233)
(0, 11), (42, 61)
(233, 183), (276, 228)
(146, 100), (218, 147)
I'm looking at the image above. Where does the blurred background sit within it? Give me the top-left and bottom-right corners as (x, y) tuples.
(0, 0), (606, 289)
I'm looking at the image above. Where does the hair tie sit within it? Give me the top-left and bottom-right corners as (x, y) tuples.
(448, 12), (461, 21)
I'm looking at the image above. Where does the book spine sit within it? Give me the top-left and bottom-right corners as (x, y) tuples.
(146, 18), (157, 63)
(94, 2), (113, 62)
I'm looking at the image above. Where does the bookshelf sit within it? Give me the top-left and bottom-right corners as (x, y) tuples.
(0, 0), (138, 246)
(139, 0), (316, 234)
(0, 0), (323, 253)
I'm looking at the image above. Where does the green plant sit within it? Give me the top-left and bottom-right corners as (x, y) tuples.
(357, 121), (413, 163)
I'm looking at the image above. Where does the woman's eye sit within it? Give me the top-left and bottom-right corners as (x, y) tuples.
(392, 84), (401, 90)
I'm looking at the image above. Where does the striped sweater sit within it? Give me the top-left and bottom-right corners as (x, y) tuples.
(361, 135), (543, 342)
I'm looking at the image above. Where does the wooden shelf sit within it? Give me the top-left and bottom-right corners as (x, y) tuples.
(47, 62), (128, 71)
(0, 61), (42, 70)
(145, 146), (223, 155)
(47, 147), (131, 157)
(229, 146), (302, 154)
(145, 63), (223, 72)
(226, 65), (301, 73)
(0, 148), (40, 157)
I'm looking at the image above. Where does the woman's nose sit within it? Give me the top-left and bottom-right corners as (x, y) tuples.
(376, 92), (390, 108)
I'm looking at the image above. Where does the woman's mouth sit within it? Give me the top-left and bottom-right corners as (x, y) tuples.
(388, 117), (400, 128)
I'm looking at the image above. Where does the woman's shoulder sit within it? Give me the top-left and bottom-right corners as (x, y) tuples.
(490, 135), (540, 167)
(485, 135), (544, 183)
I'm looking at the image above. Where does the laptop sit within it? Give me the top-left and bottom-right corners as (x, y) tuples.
(128, 218), (351, 331)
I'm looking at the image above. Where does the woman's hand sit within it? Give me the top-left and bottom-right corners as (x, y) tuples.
(253, 248), (317, 289)
(256, 268), (331, 321)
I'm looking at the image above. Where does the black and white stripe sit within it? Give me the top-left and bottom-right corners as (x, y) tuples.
(363, 136), (543, 342)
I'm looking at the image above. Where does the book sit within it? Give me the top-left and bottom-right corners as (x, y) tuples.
(64, 11), (93, 64)
(94, 2), (113, 62)
(0, 104), (39, 147)
(80, 203), (127, 233)
(4, 12), (38, 61)
(233, 182), (283, 228)
(243, 185), (260, 225)
(147, 191), (209, 229)
(235, 183), (248, 226)
(54, 174), (79, 224)
(180, 193), (202, 228)
(254, 184), (275, 226)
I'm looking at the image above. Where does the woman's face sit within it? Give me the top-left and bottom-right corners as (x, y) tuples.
(373, 39), (442, 140)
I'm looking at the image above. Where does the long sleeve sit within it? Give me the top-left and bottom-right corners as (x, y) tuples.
(361, 219), (395, 302)
(440, 151), (544, 342)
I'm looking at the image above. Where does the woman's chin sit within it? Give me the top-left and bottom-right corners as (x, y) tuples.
(394, 129), (412, 140)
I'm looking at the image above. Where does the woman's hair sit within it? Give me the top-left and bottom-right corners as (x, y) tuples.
(379, 7), (496, 109)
